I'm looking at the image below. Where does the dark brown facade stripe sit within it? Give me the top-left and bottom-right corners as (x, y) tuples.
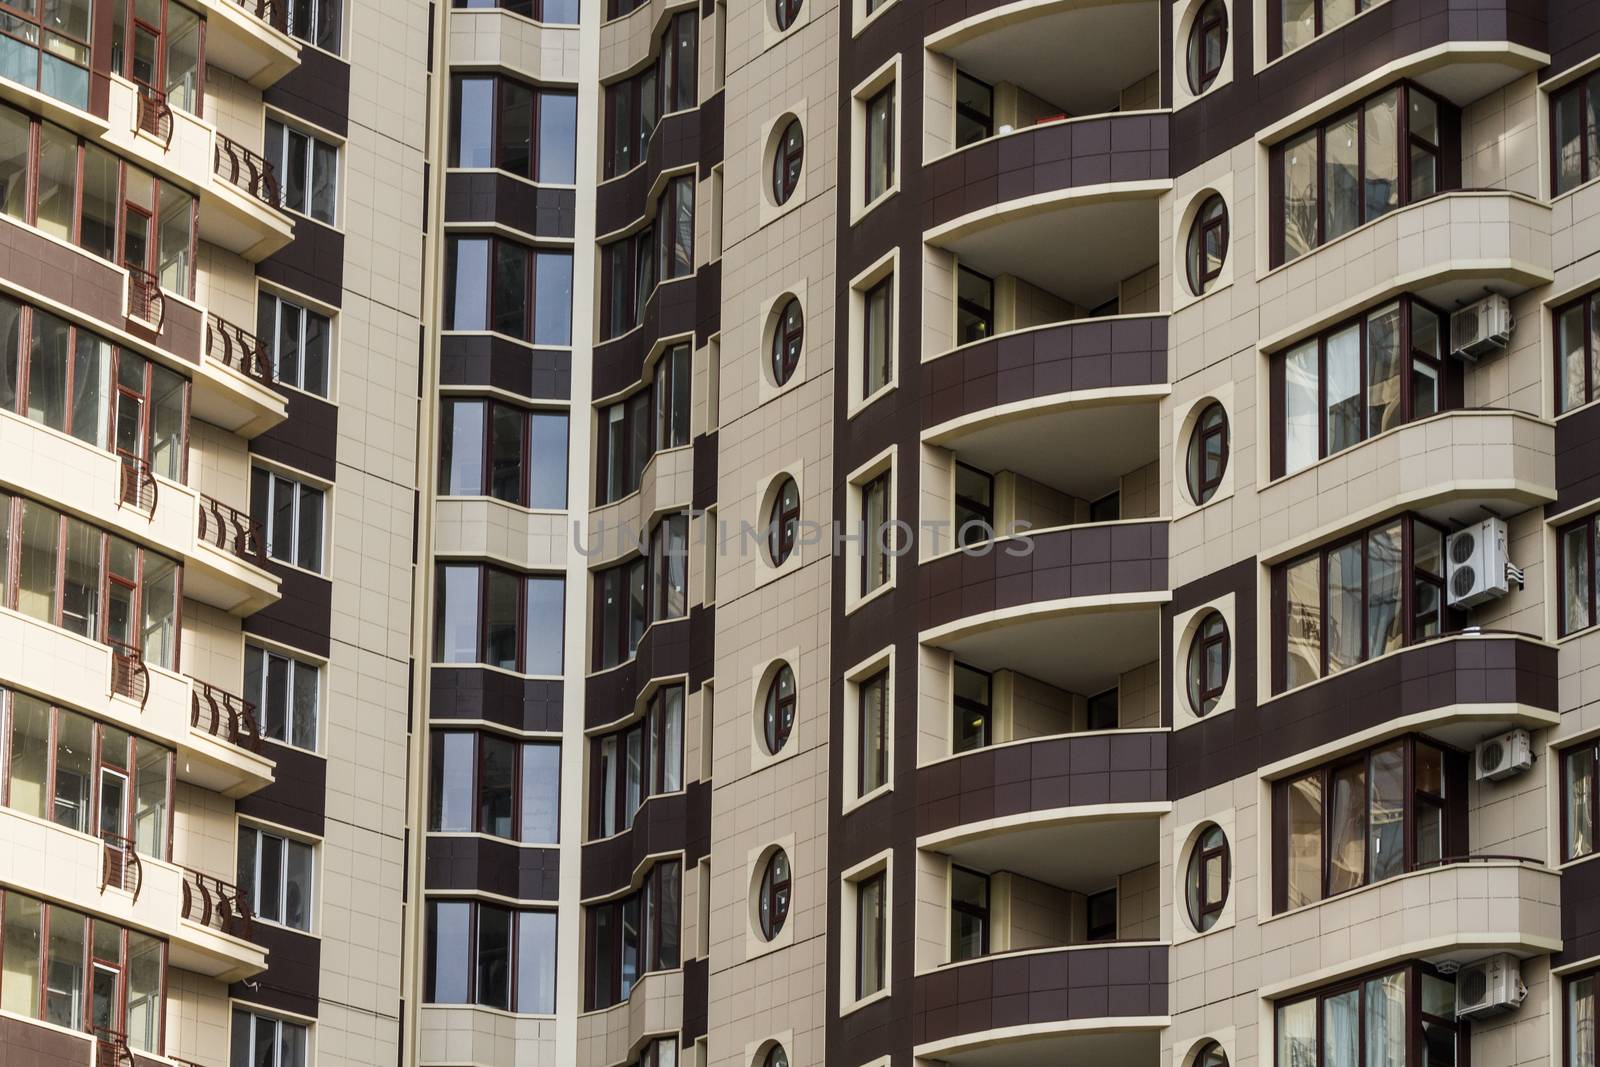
(263, 46), (352, 138)
(922, 315), (1168, 429)
(242, 564), (334, 659)
(0, 1015), (92, 1067)
(597, 110), (702, 235)
(918, 520), (1169, 633)
(694, 258), (722, 347)
(1550, 0), (1600, 76)
(681, 956), (709, 1045)
(912, 944), (1169, 1046)
(923, 113), (1169, 230)
(237, 740), (328, 837)
(1557, 854), (1600, 966)
(579, 782), (710, 899)
(692, 432), (718, 511)
(258, 220), (347, 311)
(1554, 404), (1600, 517)
(440, 334), (573, 400)
(915, 731), (1168, 839)
(593, 275), (703, 400)
(425, 836), (560, 901)
(584, 616), (692, 729)
(445, 172), (577, 238)
(230, 923), (322, 1020)
(429, 668), (564, 732)
(1169, 635), (1557, 800)
(252, 390), (339, 482)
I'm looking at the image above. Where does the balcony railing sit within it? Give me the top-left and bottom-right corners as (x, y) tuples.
(95, 1028), (135, 1067)
(116, 452), (158, 515)
(110, 640), (150, 711)
(192, 679), (264, 752)
(136, 86), (174, 149)
(206, 313), (275, 385)
(126, 265), (166, 329)
(99, 833), (143, 902)
(229, 0), (288, 32)
(181, 868), (254, 940)
(215, 133), (282, 209)
(198, 492), (269, 567)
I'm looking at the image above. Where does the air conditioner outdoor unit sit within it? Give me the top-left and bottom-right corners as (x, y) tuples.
(1447, 518), (1510, 609)
(1475, 729), (1533, 782)
(1455, 954), (1527, 1019)
(1450, 294), (1513, 361)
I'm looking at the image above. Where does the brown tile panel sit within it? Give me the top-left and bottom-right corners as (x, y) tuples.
(230, 923), (322, 1020)
(911, 944), (1170, 1047)
(0, 1016), (92, 1067)
(264, 45), (352, 138)
(688, 603), (715, 691)
(237, 739), (327, 838)
(692, 431), (717, 511)
(917, 521), (1169, 633)
(597, 111), (701, 236)
(243, 562), (334, 659)
(1556, 854), (1600, 967)
(593, 273), (703, 400)
(1553, 403), (1600, 517)
(681, 956), (708, 1046)
(694, 258), (721, 347)
(444, 172), (577, 238)
(584, 616), (692, 730)
(579, 781), (710, 898)
(922, 316), (1168, 429)
(697, 90), (725, 180)
(923, 114), (1169, 231)
(914, 732), (1168, 839)
(251, 389), (339, 482)
(1547, 0), (1600, 77)
(439, 334), (573, 400)
(258, 219), (346, 311)
(429, 667), (564, 732)
(1169, 634), (1557, 800)
(425, 836), (560, 901)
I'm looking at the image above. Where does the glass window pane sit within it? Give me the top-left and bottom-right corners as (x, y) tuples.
(493, 241), (528, 340)
(291, 659), (318, 751)
(1571, 976), (1597, 1067)
(1568, 747), (1596, 859)
(497, 80), (533, 178)
(1285, 556), (1321, 687)
(428, 901), (472, 1003)
(1366, 523), (1402, 658)
(60, 517), (100, 639)
(8, 694), (52, 821)
(1, 892), (43, 1019)
(516, 911), (557, 1013)
(866, 86), (894, 202)
(52, 710), (92, 834)
(44, 905), (86, 1029)
(484, 568), (520, 670)
(125, 931), (162, 1052)
(524, 575), (565, 675)
(149, 363), (185, 479)
(134, 741), (168, 859)
(441, 400), (486, 496)
(1284, 340), (1319, 472)
(1557, 88), (1584, 195)
(1365, 971), (1408, 1067)
(1283, 131), (1319, 260)
(528, 412), (568, 510)
(1368, 743), (1405, 881)
(1281, 0), (1314, 52)
(479, 734), (515, 838)
(27, 309), (70, 434)
(1327, 761), (1367, 894)
(0, 297), (20, 414)
(490, 403), (524, 503)
(1326, 540), (1363, 673)
(856, 875), (885, 997)
(158, 183), (195, 294)
(1366, 302), (1401, 435)
(448, 238), (490, 331)
(36, 123), (78, 242)
(521, 742), (560, 844)
(1278, 999), (1316, 1067)
(1564, 525), (1593, 634)
(0, 104), (29, 224)
(18, 501), (60, 624)
(661, 687), (683, 792)
(539, 92), (578, 184)
(285, 840), (312, 931)
(1363, 91), (1398, 221)
(534, 251), (573, 347)
(141, 553), (178, 669)
(1323, 987), (1359, 1067)
(78, 144), (118, 261)
(1326, 324), (1361, 454)
(1559, 302), (1588, 414)
(1324, 114), (1360, 242)
(436, 565), (481, 662)
(431, 732), (475, 831)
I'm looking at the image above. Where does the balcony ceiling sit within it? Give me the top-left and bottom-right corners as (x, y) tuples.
(938, 811), (1162, 891)
(941, 0), (1158, 117)
(931, 600), (1161, 696)
(939, 397), (1160, 502)
(936, 1028), (1159, 1067)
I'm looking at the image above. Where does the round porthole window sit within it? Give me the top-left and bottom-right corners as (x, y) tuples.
(771, 296), (803, 386)
(758, 848), (792, 940)
(1186, 0), (1228, 95)
(1186, 611), (1229, 716)
(774, 0), (802, 30)
(760, 1044), (789, 1067)
(1185, 825), (1230, 932)
(772, 117), (804, 206)
(763, 663), (796, 754)
(1186, 194), (1229, 295)
(767, 476), (800, 565)
(1193, 1039), (1229, 1067)
(1185, 401), (1229, 505)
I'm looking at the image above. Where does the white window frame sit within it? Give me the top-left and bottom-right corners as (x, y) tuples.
(244, 639), (323, 752)
(265, 113), (341, 225)
(238, 820), (318, 934)
(257, 285), (335, 398)
(253, 464), (328, 574)
(231, 1005), (313, 1067)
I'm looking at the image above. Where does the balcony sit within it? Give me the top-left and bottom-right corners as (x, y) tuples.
(198, 0), (302, 88)
(0, 807), (268, 983)
(197, 314), (289, 437)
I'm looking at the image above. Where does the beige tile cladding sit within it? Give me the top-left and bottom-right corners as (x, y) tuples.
(698, 1), (838, 1066)
(450, 8), (582, 79)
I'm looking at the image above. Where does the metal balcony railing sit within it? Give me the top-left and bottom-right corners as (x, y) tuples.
(110, 640), (151, 711)
(136, 85), (175, 149)
(215, 133), (282, 208)
(126, 265), (166, 329)
(206, 314), (275, 385)
(99, 833), (143, 902)
(228, 0), (288, 32)
(181, 867), (254, 940)
(116, 452), (159, 515)
(95, 1028), (135, 1067)
(191, 679), (264, 753)
(198, 492), (269, 567)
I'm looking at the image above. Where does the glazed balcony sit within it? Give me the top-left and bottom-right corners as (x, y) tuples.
(198, 0), (302, 88)
(0, 807), (267, 983)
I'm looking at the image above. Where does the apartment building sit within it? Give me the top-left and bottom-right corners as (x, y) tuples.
(8, 0), (1600, 1067)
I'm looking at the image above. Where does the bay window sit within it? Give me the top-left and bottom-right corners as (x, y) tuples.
(0, 293), (190, 480)
(109, 0), (206, 116)
(439, 397), (569, 509)
(429, 731), (561, 844)
(602, 10), (697, 178)
(594, 515), (688, 669)
(596, 344), (691, 504)
(1, 688), (173, 860)
(1275, 964), (1460, 1067)
(1563, 738), (1598, 862)
(0, 492), (181, 668)
(1275, 83), (1444, 265)
(1553, 70), (1600, 196)
(589, 685), (684, 837)
(244, 643), (321, 751)
(450, 74), (578, 184)
(446, 235), (574, 347)
(434, 563), (566, 675)
(0, 0), (93, 107)
(1274, 736), (1464, 912)
(237, 824), (315, 932)
(0, 889), (167, 1052)
(599, 178), (695, 339)
(1274, 514), (1448, 692)
(587, 861), (681, 1009)
(256, 291), (332, 397)
(425, 900), (557, 1014)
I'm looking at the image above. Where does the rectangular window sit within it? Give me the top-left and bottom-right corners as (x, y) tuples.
(650, 514), (688, 622)
(1085, 887), (1117, 941)
(287, 0), (341, 53)
(446, 236), (573, 346)
(657, 176), (696, 282)
(423, 900), (557, 1013)
(0, 0), (92, 107)
(855, 871), (886, 999)
(1570, 970), (1598, 1067)
(956, 266), (994, 345)
(859, 472), (891, 597)
(952, 663), (991, 753)
(955, 72), (994, 148)
(653, 343), (691, 451)
(1553, 71), (1600, 196)
(592, 556), (651, 669)
(1278, 0), (1375, 57)
(660, 11), (697, 113)
(1275, 736), (1459, 911)
(450, 75), (578, 184)
(603, 64), (659, 179)
(1555, 291), (1600, 415)
(1274, 965), (1458, 1067)
(858, 670), (888, 796)
(950, 865), (989, 962)
(265, 118), (339, 226)
(865, 84), (896, 204)
(589, 685), (685, 837)
(1274, 515), (1445, 691)
(1560, 515), (1600, 636)
(250, 467), (325, 573)
(439, 398), (569, 509)
(586, 861), (681, 1009)
(256, 291), (332, 397)
(428, 733), (561, 844)
(954, 463), (994, 547)
(243, 643), (320, 751)
(1276, 84), (1442, 265)
(1275, 296), (1445, 476)
(862, 275), (893, 397)
(433, 564), (565, 673)
(237, 825), (314, 932)
(1565, 740), (1598, 863)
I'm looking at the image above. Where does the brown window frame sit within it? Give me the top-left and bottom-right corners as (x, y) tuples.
(1186, 611), (1230, 716)
(771, 296), (804, 385)
(864, 83), (896, 203)
(1567, 967), (1599, 1067)
(949, 864), (989, 961)
(767, 476), (800, 565)
(1084, 887), (1117, 941)
(1552, 71), (1600, 197)
(952, 661), (991, 753)
(1187, 0), (1227, 94)
(954, 71), (994, 148)
(854, 870), (887, 999)
(1186, 401), (1229, 505)
(771, 117), (804, 205)
(757, 848), (791, 940)
(956, 264), (994, 345)
(773, 0), (802, 29)
(585, 860), (681, 1010)
(1272, 961), (1462, 1067)
(1185, 824), (1229, 932)
(1554, 290), (1600, 415)
(588, 684), (685, 837)
(448, 73), (577, 182)
(1557, 514), (1600, 637)
(1561, 738), (1599, 863)
(1186, 194), (1229, 294)
(763, 663), (796, 755)
(857, 668), (889, 796)
(862, 274), (894, 397)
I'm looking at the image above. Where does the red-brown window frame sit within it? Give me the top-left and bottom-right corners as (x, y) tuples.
(763, 663), (795, 754)
(1186, 194), (1229, 294)
(1556, 513), (1600, 637)
(767, 475), (800, 565)
(1187, 0), (1227, 94)
(1552, 70), (1600, 197)
(1186, 611), (1230, 716)
(771, 117), (804, 205)
(1559, 738), (1599, 863)
(771, 296), (804, 385)
(1185, 825), (1230, 931)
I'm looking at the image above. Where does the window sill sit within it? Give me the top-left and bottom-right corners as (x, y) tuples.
(427, 830), (561, 851)
(847, 381), (897, 421)
(249, 915), (320, 940)
(431, 659), (565, 685)
(437, 494), (569, 518)
(845, 579), (895, 617)
(839, 986), (891, 1017)
(842, 781), (892, 818)
(451, 4), (579, 31)
(420, 1001), (559, 1022)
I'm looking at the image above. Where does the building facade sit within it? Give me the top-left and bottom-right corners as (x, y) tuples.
(6, 1), (1600, 1067)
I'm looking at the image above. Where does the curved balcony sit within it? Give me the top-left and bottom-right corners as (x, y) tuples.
(600, 0), (695, 69)
(912, 943), (1167, 1065)
(435, 498), (573, 572)
(425, 834), (559, 902)
(581, 784), (709, 899)
(418, 1006), (558, 1063)
(594, 265), (719, 400)
(0, 807), (268, 982)
(448, 4), (580, 81)
(1259, 409), (1555, 568)
(597, 101), (722, 235)
(585, 616), (692, 730)
(198, 0), (302, 88)
(1259, 858), (1560, 1001)
(588, 446), (695, 565)
(919, 521), (1168, 699)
